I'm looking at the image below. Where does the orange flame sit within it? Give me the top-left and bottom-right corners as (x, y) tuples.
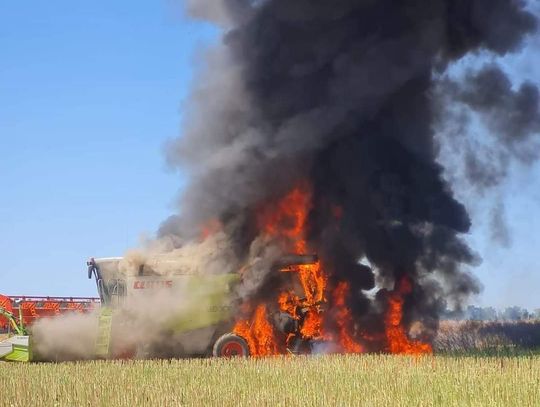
(385, 277), (432, 355)
(330, 282), (364, 353)
(296, 262), (326, 306)
(263, 185), (326, 341)
(257, 184), (311, 245)
(234, 184), (330, 355)
(300, 309), (323, 339)
(235, 183), (369, 355)
(233, 304), (280, 356)
(199, 219), (222, 241)
(278, 291), (300, 318)
(233, 182), (433, 356)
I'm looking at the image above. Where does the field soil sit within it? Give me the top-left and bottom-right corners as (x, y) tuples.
(1, 355), (540, 406)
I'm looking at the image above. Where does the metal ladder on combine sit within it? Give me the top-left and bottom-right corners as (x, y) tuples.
(95, 307), (113, 359)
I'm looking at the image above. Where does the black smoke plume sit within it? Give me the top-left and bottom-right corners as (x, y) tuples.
(162, 0), (538, 344)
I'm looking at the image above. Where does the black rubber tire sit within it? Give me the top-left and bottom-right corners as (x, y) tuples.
(213, 333), (250, 357)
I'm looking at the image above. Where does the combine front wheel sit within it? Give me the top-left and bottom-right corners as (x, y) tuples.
(213, 333), (250, 357)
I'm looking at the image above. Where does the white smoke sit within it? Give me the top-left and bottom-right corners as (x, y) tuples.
(118, 232), (240, 276)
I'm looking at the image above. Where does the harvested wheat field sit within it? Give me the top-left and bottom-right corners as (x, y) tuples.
(2, 355), (540, 407)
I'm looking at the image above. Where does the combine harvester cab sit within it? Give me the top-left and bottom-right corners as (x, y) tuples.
(88, 256), (249, 359)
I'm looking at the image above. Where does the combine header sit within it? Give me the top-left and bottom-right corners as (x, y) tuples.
(1, 296), (99, 327)
(0, 295), (99, 362)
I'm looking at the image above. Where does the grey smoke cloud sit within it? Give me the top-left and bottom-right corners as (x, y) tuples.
(490, 201), (512, 248)
(436, 60), (540, 245)
(183, 0), (254, 26)
(457, 64), (540, 162)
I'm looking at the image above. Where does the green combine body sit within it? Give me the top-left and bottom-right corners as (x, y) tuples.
(2, 252), (318, 362)
(88, 257), (246, 359)
(87, 254), (319, 359)
(95, 307), (114, 359)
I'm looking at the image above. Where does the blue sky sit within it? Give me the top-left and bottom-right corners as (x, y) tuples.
(0, 2), (216, 296)
(1, 2), (539, 309)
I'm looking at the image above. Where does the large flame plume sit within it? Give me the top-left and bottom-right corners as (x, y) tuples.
(233, 183), (430, 355)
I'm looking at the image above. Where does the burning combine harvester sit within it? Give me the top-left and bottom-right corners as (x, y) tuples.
(0, 185), (432, 362)
(228, 184), (433, 357)
(82, 183), (432, 360)
(85, 258), (430, 360)
(5, 0), (535, 363)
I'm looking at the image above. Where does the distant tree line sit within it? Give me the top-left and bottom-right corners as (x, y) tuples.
(442, 306), (540, 321)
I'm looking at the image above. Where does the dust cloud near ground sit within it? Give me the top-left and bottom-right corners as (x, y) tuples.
(31, 277), (237, 361)
(32, 311), (99, 361)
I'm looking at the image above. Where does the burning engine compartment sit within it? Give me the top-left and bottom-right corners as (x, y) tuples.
(222, 184), (433, 356)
